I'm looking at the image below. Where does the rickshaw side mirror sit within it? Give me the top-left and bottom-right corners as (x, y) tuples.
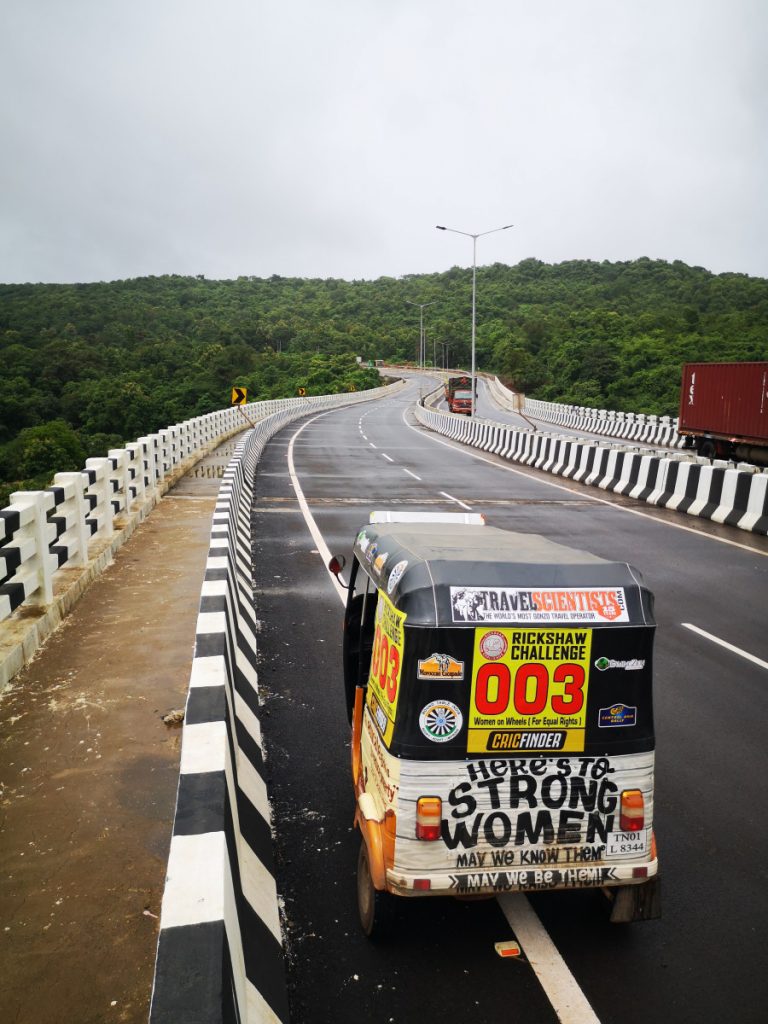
(328, 555), (348, 586)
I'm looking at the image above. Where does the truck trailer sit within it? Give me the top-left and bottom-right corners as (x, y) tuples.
(678, 361), (768, 465)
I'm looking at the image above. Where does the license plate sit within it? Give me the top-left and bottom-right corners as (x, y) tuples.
(607, 830), (649, 857)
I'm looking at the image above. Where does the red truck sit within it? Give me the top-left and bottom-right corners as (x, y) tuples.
(678, 361), (768, 465)
(445, 375), (475, 415)
(449, 388), (473, 414)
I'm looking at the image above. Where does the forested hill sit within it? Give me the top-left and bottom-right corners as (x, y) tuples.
(1, 258), (766, 501)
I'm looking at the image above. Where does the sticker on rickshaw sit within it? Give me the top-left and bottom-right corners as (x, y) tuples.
(468, 627), (593, 754)
(450, 586), (629, 624)
(417, 653), (465, 680)
(365, 591), (407, 747)
(419, 700), (464, 743)
(598, 703), (637, 727)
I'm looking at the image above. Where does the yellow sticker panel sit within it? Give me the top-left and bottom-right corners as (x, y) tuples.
(365, 591), (407, 747)
(468, 628), (592, 754)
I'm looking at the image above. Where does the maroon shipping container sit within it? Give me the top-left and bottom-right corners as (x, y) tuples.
(678, 361), (768, 460)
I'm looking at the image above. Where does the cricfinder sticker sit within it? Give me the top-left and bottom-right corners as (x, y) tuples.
(468, 628), (592, 753)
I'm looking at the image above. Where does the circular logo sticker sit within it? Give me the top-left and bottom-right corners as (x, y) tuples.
(419, 700), (463, 743)
(479, 631), (508, 660)
(387, 559), (408, 595)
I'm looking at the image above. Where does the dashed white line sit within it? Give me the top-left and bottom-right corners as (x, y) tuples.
(403, 468), (421, 480)
(401, 408), (766, 556)
(682, 623), (768, 670)
(439, 490), (473, 511)
(382, 453), (394, 463)
(369, 442), (377, 449)
(286, 408), (602, 1024)
(498, 895), (601, 1024)
(286, 414), (347, 603)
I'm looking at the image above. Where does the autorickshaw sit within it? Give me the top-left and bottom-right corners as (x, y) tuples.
(330, 511), (661, 937)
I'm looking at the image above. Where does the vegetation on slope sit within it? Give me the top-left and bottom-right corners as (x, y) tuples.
(1, 258), (766, 502)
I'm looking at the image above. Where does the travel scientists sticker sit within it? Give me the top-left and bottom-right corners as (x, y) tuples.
(450, 586), (629, 624)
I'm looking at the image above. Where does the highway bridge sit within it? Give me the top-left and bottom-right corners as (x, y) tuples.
(2, 372), (767, 1023)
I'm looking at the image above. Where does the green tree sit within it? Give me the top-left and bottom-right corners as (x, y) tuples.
(0, 421), (85, 479)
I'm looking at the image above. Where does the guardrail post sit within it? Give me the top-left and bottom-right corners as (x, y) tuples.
(124, 443), (146, 506)
(52, 472), (90, 566)
(138, 435), (160, 489)
(108, 449), (130, 518)
(9, 491), (54, 605)
(85, 458), (114, 538)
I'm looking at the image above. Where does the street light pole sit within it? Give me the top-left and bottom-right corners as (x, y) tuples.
(436, 222), (513, 416)
(406, 300), (435, 370)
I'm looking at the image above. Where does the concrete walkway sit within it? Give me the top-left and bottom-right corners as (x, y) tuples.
(0, 440), (241, 1024)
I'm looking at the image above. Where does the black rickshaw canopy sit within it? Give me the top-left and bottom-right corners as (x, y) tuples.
(353, 521), (654, 628)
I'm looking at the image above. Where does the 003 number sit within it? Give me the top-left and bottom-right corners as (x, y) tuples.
(370, 623), (401, 704)
(475, 661), (585, 717)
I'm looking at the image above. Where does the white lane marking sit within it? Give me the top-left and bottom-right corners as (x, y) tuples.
(369, 442), (378, 449)
(403, 468), (422, 480)
(362, 434), (368, 441)
(286, 414), (347, 603)
(382, 453), (394, 463)
(682, 623), (768, 670)
(498, 895), (601, 1024)
(401, 408), (767, 556)
(439, 490), (473, 511)
(286, 403), (600, 1024)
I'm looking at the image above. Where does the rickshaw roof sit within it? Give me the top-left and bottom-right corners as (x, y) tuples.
(353, 522), (653, 627)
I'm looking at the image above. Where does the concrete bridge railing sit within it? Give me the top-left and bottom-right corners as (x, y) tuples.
(0, 381), (405, 691)
(414, 403), (768, 536)
(487, 377), (687, 449)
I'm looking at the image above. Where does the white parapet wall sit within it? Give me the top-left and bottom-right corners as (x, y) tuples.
(413, 402), (768, 537)
(0, 381), (405, 692)
(487, 376), (687, 449)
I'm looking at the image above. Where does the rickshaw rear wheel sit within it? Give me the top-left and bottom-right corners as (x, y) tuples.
(357, 839), (394, 939)
(603, 877), (662, 923)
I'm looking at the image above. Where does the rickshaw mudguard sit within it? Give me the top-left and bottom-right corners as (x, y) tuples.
(355, 797), (387, 891)
(351, 686), (365, 790)
(352, 687), (387, 891)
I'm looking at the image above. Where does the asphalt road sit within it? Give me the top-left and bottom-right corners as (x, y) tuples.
(252, 374), (768, 1024)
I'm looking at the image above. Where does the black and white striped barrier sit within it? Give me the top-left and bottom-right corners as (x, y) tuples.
(150, 386), (406, 1023)
(150, 423), (288, 1024)
(414, 405), (768, 536)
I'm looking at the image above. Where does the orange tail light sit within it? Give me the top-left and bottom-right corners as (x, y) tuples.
(620, 789), (644, 832)
(416, 796), (442, 840)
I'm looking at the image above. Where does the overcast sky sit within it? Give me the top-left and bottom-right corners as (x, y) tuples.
(1, 0), (766, 284)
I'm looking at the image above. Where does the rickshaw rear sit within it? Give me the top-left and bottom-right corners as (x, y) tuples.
(335, 513), (661, 935)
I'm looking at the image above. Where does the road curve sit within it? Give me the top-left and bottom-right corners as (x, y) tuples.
(252, 375), (768, 1024)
